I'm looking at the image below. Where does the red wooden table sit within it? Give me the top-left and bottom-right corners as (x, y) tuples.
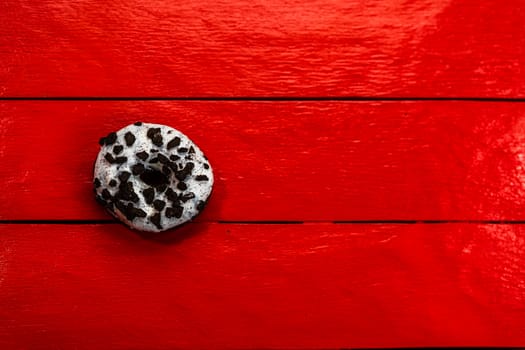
(2, 0), (525, 348)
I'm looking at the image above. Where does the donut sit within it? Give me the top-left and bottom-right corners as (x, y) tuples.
(93, 122), (213, 232)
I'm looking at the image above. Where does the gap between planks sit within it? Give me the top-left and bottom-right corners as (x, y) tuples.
(2, 96), (525, 102)
(3, 220), (525, 225)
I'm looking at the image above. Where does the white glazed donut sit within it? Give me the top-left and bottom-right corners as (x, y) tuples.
(93, 122), (213, 232)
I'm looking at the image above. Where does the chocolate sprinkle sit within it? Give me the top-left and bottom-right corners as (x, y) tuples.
(165, 206), (183, 219)
(132, 163), (145, 175)
(203, 163), (210, 169)
(109, 179), (117, 187)
(196, 200), (206, 211)
(169, 155), (180, 161)
(105, 132), (117, 145)
(147, 128), (160, 138)
(99, 137), (106, 146)
(149, 157), (159, 163)
(167, 137), (181, 150)
(136, 151), (149, 161)
(115, 156), (127, 164)
(195, 175), (209, 181)
(189, 146), (195, 154)
(104, 153), (116, 163)
(157, 154), (169, 164)
(150, 213), (162, 229)
(102, 189), (112, 200)
(179, 192), (195, 202)
(116, 182), (139, 203)
(124, 132), (136, 146)
(118, 171), (131, 182)
(119, 202), (147, 221)
(153, 200), (166, 211)
(175, 162), (194, 181)
(142, 188), (155, 204)
(177, 147), (188, 153)
(94, 178), (101, 188)
(134, 122), (143, 126)
(156, 184), (168, 193)
(177, 182), (187, 191)
(166, 188), (178, 203)
(147, 128), (163, 147)
(113, 145), (123, 155)
(161, 165), (172, 176)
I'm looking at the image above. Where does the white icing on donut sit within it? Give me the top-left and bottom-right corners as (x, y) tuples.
(94, 122), (213, 232)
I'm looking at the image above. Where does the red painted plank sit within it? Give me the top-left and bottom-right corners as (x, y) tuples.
(1, 223), (524, 348)
(1, 1), (524, 97)
(2, 101), (525, 221)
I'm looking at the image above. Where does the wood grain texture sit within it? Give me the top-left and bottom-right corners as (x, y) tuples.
(1, 0), (524, 97)
(2, 101), (525, 221)
(1, 223), (525, 348)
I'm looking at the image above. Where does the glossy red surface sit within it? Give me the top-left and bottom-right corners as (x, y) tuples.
(1, 0), (525, 348)
(3, 101), (525, 221)
(1, 0), (524, 97)
(1, 224), (525, 348)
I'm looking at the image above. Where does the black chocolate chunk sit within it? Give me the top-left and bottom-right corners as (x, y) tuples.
(115, 156), (127, 164)
(175, 162), (194, 181)
(196, 200), (206, 211)
(116, 181), (139, 203)
(153, 199), (166, 211)
(177, 182), (187, 191)
(98, 137), (106, 146)
(102, 189), (112, 200)
(156, 184), (168, 193)
(177, 147), (188, 153)
(147, 128), (163, 146)
(151, 149), (159, 153)
(136, 151), (149, 161)
(149, 157), (159, 164)
(104, 153), (116, 163)
(109, 179), (117, 187)
(131, 163), (145, 175)
(134, 122), (143, 126)
(150, 213), (162, 229)
(105, 132), (117, 145)
(124, 132), (136, 147)
(189, 146), (195, 154)
(167, 162), (178, 172)
(157, 154), (169, 164)
(115, 200), (127, 214)
(121, 202), (147, 221)
(94, 178), (101, 188)
(152, 135), (163, 146)
(195, 175), (209, 181)
(134, 207), (147, 218)
(203, 163), (210, 169)
(167, 137), (181, 150)
(165, 188), (179, 203)
(118, 171), (131, 182)
(113, 145), (123, 155)
(142, 187), (155, 204)
(179, 192), (195, 202)
(161, 165), (172, 176)
(165, 205), (183, 219)
(169, 155), (180, 161)
(147, 127), (161, 138)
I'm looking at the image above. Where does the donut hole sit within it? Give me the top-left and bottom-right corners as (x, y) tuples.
(140, 168), (169, 187)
